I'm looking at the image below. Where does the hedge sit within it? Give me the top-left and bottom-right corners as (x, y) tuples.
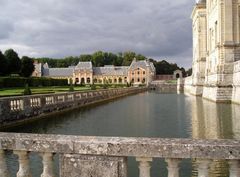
(0, 77), (68, 88)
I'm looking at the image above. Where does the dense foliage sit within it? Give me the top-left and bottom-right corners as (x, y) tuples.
(35, 51), (189, 75)
(35, 51), (147, 68)
(20, 56), (35, 77)
(4, 49), (21, 74)
(0, 48), (192, 78)
(0, 49), (35, 77)
(0, 77), (68, 88)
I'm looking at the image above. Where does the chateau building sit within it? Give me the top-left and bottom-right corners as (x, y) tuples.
(33, 59), (156, 86)
(187, 0), (240, 103)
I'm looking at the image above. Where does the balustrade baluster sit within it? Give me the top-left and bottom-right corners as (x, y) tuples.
(165, 158), (181, 177)
(136, 157), (152, 177)
(197, 159), (211, 177)
(41, 152), (55, 177)
(0, 150), (9, 177)
(229, 160), (240, 177)
(14, 151), (32, 177)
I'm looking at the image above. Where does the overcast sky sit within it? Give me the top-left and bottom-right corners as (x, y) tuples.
(0, 0), (196, 68)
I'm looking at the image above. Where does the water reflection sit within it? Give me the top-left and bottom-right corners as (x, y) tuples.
(190, 96), (240, 177)
(3, 92), (240, 177)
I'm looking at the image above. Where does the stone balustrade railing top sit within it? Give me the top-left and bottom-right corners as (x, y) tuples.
(0, 132), (239, 177)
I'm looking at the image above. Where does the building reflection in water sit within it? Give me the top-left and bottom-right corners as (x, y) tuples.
(190, 96), (240, 177)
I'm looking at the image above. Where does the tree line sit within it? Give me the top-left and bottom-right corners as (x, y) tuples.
(0, 49), (35, 77)
(0, 49), (192, 77)
(35, 51), (192, 76)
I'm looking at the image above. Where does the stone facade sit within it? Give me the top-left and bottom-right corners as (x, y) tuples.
(33, 59), (156, 86)
(186, 0), (240, 103)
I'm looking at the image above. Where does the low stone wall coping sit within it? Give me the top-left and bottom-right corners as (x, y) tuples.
(0, 132), (239, 160)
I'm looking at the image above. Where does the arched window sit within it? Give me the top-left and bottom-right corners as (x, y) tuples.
(93, 78), (97, 83)
(137, 78), (140, 82)
(114, 79), (117, 83)
(87, 78), (91, 83)
(142, 78), (146, 83)
(75, 78), (79, 84)
(131, 78), (134, 83)
(119, 78), (122, 83)
(81, 78), (85, 84)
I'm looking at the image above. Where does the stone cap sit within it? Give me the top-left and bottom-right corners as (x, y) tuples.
(0, 132), (240, 160)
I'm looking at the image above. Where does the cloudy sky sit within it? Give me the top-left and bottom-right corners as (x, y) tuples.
(0, 0), (195, 68)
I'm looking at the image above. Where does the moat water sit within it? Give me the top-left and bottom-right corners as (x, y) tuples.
(4, 91), (240, 177)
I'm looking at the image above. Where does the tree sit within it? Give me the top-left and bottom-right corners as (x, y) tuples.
(4, 49), (21, 74)
(20, 56), (35, 77)
(0, 51), (7, 76)
(186, 68), (192, 76)
(122, 51), (136, 66)
(92, 51), (104, 66)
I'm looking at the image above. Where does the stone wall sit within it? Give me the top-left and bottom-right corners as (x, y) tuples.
(181, 60), (240, 104)
(0, 132), (239, 177)
(150, 81), (177, 93)
(232, 60), (240, 104)
(0, 87), (147, 127)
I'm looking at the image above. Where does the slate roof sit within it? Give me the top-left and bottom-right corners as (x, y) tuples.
(129, 60), (155, 72)
(75, 62), (92, 70)
(93, 66), (128, 76)
(43, 68), (74, 77)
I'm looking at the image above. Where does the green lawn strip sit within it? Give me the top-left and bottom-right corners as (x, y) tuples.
(0, 86), (91, 97)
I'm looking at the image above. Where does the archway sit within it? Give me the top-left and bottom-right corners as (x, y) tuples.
(81, 78), (85, 84)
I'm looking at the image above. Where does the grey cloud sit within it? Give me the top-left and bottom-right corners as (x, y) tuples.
(0, 0), (195, 68)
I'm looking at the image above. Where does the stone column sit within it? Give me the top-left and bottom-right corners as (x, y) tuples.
(136, 157), (152, 177)
(165, 158), (181, 177)
(0, 150), (9, 177)
(41, 152), (55, 177)
(14, 151), (32, 177)
(197, 159), (211, 177)
(229, 160), (240, 177)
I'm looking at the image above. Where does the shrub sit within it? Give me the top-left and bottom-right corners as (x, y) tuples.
(0, 77), (68, 88)
(69, 79), (74, 92)
(23, 84), (32, 95)
(91, 84), (96, 90)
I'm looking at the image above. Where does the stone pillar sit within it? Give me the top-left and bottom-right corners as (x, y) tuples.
(41, 152), (55, 177)
(0, 150), (9, 177)
(197, 159), (211, 177)
(229, 160), (240, 177)
(14, 151), (32, 177)
(136, 157), (152, 177)
(165, 158), (181, 177)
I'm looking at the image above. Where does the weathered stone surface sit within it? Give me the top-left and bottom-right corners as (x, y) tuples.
(60, 155), (127, 177)
(0, 132), (240, 160)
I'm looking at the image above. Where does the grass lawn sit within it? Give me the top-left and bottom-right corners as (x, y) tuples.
(0, 86), (91, 97)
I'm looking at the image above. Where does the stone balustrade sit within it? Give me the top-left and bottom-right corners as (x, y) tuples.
(0, 132), (239, 177)
(0, 87), (146, 127)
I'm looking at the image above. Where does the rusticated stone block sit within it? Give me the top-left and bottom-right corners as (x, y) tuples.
(60, 154), (127, 177)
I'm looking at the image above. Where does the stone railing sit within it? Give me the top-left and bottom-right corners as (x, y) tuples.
(0, 132), (239, 177)
(0, 87), (146, 127)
